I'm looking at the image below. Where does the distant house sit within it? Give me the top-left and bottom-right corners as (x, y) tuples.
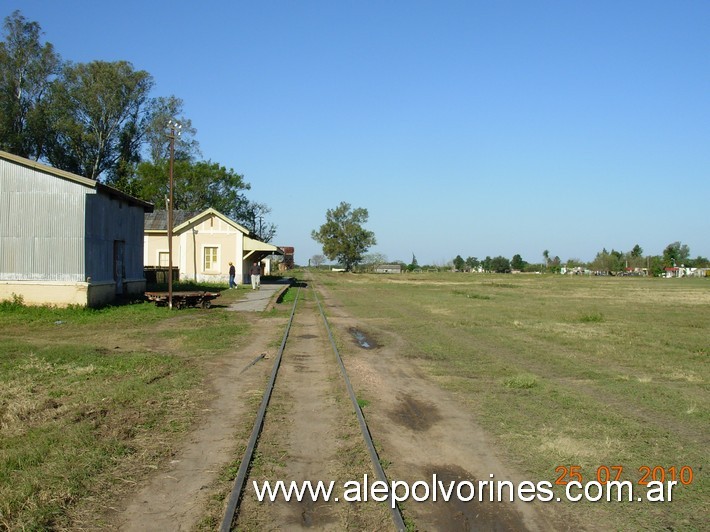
(280, 246), (295, 269)
(375, 264), (403, 274)
(143, 208), (282, 285)
(0, 150), (153, 307)
(664, 267), (683, 278)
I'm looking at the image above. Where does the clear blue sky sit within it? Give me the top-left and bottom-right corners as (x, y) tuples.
(10, 1), (710, 265)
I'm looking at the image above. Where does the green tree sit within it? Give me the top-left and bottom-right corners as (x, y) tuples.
(482, 256), (492, 272)
(648, 255), (665, 277)
(591, 248), (626, 272)
(490, 256), (511, 273)
(0, 10), (61, 159)
(237, 201), (277, 243)
(453, 255), (465, 271)
(143, 96), (199, 164)
(135, 158), (259, 222)
(663, 241), (690, 267)
(465, 256), (479, 271)
(511, 254), (527, 271)
(44, 60), (153, 180)
(624, 244), (645, 269)
(311, 202), (376, 271)
(407, 253), (419, 272)
(689, 255), (709, 267)
(108, 96), (199, 194)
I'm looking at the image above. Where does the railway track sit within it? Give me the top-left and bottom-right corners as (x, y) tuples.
(219, 277), (406, 531)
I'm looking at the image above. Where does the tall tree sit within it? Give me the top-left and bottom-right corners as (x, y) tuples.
(143, 95), (199, 164)
(465, 256), (479, 270)
(590, 248), (623, 272)
(135, 158), (254, 215)
(663, 241), (690, 267)
(311, 202), (376, 271)
(44, 60), (153, 180)
(236, 200), (277, 243)
(453, 255), (465, 271)
(511, 254), (527, 271)
(0, 10), (61, 159)
(407, 253), (419, 272)
(490, 256), (511, 273)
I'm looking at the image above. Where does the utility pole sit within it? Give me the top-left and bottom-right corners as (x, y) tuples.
(167, 120), (181, 309)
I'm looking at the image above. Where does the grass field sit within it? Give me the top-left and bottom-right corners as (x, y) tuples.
(312, 270), (708, 530)
(0, 274), (707, 530)
(0, 284), (251, 530)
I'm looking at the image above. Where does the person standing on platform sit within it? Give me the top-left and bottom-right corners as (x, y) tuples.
(228, 262), (236, 288)
(250, 261), (261, 290)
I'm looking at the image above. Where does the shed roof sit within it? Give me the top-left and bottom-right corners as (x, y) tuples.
(0, 150), (154, 211)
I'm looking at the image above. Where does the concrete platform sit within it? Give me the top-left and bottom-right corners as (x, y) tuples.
(226, 279), (291, 312)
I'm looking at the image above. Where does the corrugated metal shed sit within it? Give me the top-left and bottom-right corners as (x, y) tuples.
(0, 150), (153, 304)
(1, 156), (90, 281)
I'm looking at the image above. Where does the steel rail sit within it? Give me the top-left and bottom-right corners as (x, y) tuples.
(219, 284), (301, 532)
(220, 276), (405, 531)
(310, 276), (407, 531)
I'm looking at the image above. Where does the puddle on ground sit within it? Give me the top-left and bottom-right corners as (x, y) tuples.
(348, 327), (378, 349)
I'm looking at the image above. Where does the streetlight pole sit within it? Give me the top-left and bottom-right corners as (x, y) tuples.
(167, 120), (181, 309)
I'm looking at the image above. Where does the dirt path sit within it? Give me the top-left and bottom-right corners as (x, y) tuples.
(109, 316), (277, 531)
(234, 291), (391, 530)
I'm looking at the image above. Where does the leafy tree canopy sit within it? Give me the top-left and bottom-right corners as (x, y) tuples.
(490, 255), (511, 273)
(0, 11), (278, 241)
(465, 256), (479, 269)
(311, 202), (376, 271)
(44, 60), (153, 180)
(663, 241), (690, 266)
(453, 255), (465, 271)
(511, 254), (527, 271)
(0, 10), (60, 159)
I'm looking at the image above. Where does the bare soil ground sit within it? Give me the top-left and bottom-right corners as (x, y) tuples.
(234, 292), (391, 530)
(320, 288), (561, 531)
(101, 284), (565, 531)
(102, 314), (278, 531)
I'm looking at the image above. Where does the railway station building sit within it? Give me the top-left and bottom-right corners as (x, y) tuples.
(143, 208), (283, 286)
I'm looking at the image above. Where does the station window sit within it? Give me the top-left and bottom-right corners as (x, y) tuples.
(204, 247), (218, 271)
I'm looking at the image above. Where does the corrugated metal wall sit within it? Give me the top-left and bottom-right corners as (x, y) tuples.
(85, 194), (145, 282)
(0, 161), (86, 281)
(1, 159), (147, 284)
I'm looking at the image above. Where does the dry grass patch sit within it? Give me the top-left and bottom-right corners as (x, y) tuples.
(0, 296), (250, 530)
